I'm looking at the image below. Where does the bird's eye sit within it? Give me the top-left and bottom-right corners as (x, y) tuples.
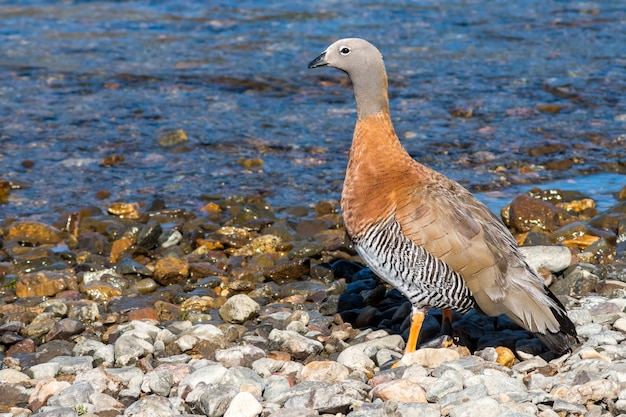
(339, 46), (351, 55)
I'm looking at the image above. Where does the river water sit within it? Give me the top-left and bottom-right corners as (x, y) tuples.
(1, 1), (625, 222)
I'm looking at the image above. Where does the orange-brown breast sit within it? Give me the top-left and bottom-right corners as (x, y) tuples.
(341, 110), (417, 240)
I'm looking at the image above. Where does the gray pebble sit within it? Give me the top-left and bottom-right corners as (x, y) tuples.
(552, 399), (587, 414)
(440, 383), (489, 409)
(197, 383), (239, 417)
(268, 329), (323, 359)
(124, 395), (182, 416)
(31, 408), (79, 417)
(464, 371), (527, 398)
(115, 333), (155, 366)
(396, 402), (442, 417)
(177, 363), (227, 397)
(447, 396), (502, 417)
(93, 344), (115, 367)
(27, 362), (61, 380)
(215, 344), (266, 367)
(252, 358), (285, 378)
(222, 366), (265, 394)
(567, 308), (593, 326)
(426, 369), (464, 402)
(48, 355), (93, 374)
(267, 408), (320, 417)
(47, 380), (94, 407)
(519, 245), (571, 273)
(263, 375), (292, 401)
(219, 294), (260, 324)
(282, 382), (360, 415)
(141, 370), (174, 396)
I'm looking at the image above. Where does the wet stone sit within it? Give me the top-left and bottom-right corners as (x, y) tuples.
(6, 221), (63, 245)
(507, 194), (558, 233)
(153, 256), (189, 285)
(46, 317), (85, 341)
(309, 263), (334, 283)
(550, 264), (599, 297)
(16, 270), (74, 298)
(80, 280), (123, 303)
(137, 220), (163, 249)
(117, 258), (153, 276)
(157, 129), (188, 147)
(288, 242), (325, 259)
(264, 258), (311, 284)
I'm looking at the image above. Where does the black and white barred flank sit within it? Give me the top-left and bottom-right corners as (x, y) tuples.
(353, 217), (475, 313)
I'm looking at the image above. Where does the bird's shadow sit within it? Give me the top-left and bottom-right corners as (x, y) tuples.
(331, 260), (559, 361)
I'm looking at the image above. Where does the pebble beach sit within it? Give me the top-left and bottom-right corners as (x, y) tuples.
(1, 185), (626, 417)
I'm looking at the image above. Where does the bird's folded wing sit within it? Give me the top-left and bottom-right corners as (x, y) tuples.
(393, 171), (528, 315)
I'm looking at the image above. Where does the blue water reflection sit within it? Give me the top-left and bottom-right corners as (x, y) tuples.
(1, 1), (625, 221)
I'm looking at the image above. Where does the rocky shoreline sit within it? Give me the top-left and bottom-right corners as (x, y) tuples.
(1, 187), (626, 417)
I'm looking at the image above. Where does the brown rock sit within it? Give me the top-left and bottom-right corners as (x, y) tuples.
(550, 265), (599, 297)
(237, 157), (264, 168)
(128, 307), (159, 321)
(6, 338), (36, 356)
(80, 280), (123, 303)
(110, 237), (133, 263)
(107, 202), (141, 219)
(153, 257), (189, 285)
(0, 382), (31, 410)
(508, 194), (558, 233)
(181, 296), (217, 314)
(268, 351), (291, 361)
(155, 301), (181, 321)
(0, 180), (10, 203)
(618, 185), (626, 202)
(46, 318), (85, 341)
(589, 206), (626, 230)
(536, 104), (564, 114)
(528, 143), (567, 157)
(158, 129), (188, 147)
(495, 346), (516, 367)
(294, 219), (331, 239)
(6, 221), (63, 245)
(263, 258), (310, 284)
(16, 270), (75, 298)
(544, 158), (574, 171)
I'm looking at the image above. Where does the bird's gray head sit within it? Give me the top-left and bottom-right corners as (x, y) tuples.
(308, 38), (383, 74)
(309, 38), (389, 119)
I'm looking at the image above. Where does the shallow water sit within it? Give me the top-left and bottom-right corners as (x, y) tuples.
(1, 1), (625, 222)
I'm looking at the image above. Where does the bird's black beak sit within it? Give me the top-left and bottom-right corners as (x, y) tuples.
(308, 52), (328, 69)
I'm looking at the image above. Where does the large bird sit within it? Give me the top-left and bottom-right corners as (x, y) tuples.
(308, 38), (577, 356)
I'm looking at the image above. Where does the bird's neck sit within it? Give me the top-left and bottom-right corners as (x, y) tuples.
(351, 110), (404, 157)
(350, 65), (389, 120)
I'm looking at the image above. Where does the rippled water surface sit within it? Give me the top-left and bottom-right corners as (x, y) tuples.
(2, 1), (626, 222)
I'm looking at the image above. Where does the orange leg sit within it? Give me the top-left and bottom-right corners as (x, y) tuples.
(442, 308), (453, 335)
(404, 310), (425, 354)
